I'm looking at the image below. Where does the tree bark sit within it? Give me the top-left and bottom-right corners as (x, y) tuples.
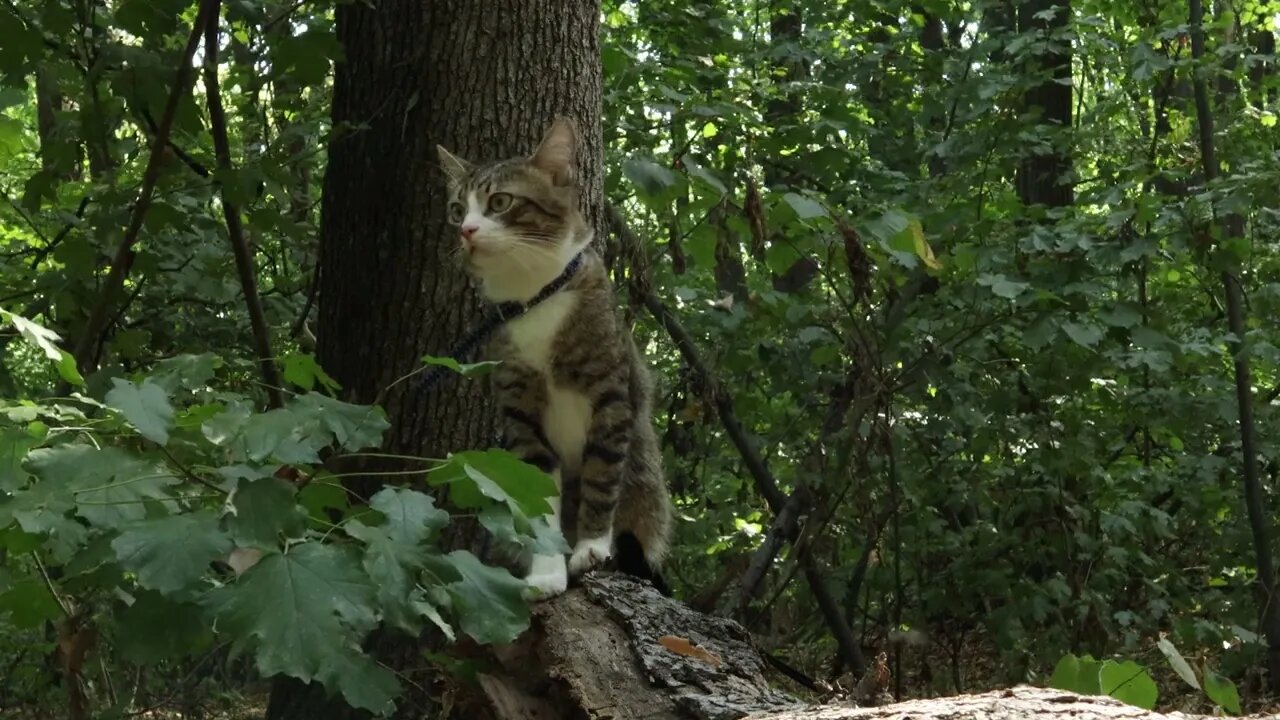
(266, 1), (603, 717)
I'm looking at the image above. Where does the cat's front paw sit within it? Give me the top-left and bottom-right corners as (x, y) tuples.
(525, 553), (568, 600)
(568, 535), (613, 576)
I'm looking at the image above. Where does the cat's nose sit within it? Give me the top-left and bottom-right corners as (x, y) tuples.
(460, 224), (479, 241)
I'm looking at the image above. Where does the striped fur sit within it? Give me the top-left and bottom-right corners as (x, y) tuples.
(437, 118), (672, 598)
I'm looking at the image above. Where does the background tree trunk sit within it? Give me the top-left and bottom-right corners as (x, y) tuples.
(1016, 0), (1073, 208)
(266, 1), (603, 717)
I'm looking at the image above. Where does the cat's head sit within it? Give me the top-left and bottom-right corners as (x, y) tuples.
(436, 117), (590, 303)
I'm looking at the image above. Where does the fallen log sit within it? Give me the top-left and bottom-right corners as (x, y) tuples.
(471, 573), (1269, 720)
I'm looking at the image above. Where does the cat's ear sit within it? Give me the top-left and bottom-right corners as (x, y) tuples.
(529, 116), (577, 186)
(436, 144), (472, 183)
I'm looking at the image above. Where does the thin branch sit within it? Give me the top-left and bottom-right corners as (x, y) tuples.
(1189, 0), (1280, 688)
(69, 0), (218, 377)
(610, 203), (866, 676)
(262, 0), (309, 33)
(203, 4), (285, 410)
(290, 262), (320, 339)
(139, 108), (210, 177)
(739, 483), (806, 608)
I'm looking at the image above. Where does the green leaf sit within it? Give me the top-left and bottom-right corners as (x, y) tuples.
(622, 157), (678, 196)
(345, 488), (450, 633)
(783, 192), (827, 220)
(371, 487), (448, 545)
(283, 353), (341, 393)
(1202, 666), (1241, 715)
(240, 408), (323, 463)
(227, 477), (306, 548)
(150, 353), (222, 394)
(16, 446), (177, 531)
(206, 395), (387, 463)
(112, 511), (232, 595)
(298, 480), (349, 524)
(977, 273), (1029, 299)
(1156, 637), (1199, 690)
(115, 590), (214, 662)
(421, 355), (502, 378)
(1099, 660), (1157, 709)
(0, 426), (37, 492)
(204, 543), (396, 715)
(1062, 321), (1104, 349)
(1048, 653), (1102, 695)
(106, 378), (175, 445)
(1023, 315), (1059, 350)
(0, 574), (62, 629)
(1100, 303), (1142, 328)
(478, 505), (569, 556)
(290, 393), (390, 453)
(685, 160), (727, 194)
(0, 310), (84, 386)
(428, 450), (558, 518)
(422, 550), (529, 645)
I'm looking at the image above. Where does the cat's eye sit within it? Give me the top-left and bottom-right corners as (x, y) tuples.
(487, 192), (514, 213)
(446, 201), (466, 224)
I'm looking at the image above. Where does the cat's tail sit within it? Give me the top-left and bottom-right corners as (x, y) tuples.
(614, 531), (672, 597)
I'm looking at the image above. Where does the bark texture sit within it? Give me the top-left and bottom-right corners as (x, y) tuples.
(270, 1), (603, 718)
(748, 686), (1246, 720)
(315, 0), (604, 461)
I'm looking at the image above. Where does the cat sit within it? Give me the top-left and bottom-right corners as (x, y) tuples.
(436, 117), (672, 598)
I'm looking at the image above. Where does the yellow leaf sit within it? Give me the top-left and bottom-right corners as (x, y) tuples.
(909, 219), (942, 271)
(657, 635), (722, 667)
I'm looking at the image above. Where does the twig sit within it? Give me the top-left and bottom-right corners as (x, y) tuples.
(69, 0), (218, 377)
(158, 446), (228, 496)
(262, 0), (308, 33)
(139, 108), (210, 177)
(32, 552), (71, 617)
(290, 262), (320, 339)
(203, 4), (285, 410)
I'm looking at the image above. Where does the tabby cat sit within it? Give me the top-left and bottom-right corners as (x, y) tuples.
(436, 118), (672, 598)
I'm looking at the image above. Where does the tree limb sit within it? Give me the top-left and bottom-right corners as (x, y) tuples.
(203, 3), (285, 410)
(69, 0), (218, 376)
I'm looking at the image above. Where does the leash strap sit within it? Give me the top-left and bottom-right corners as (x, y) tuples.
(412, 252), (584, 395)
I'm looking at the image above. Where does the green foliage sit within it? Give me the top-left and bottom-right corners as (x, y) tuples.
(0, 331), (560, 714)
(1048, 653), (1103, 696)
(1156, 638), (1243, 715)
(1050, 654), (1157, 709)
(0, 0), (1277, 714)
(1202, 665), (1242, 715)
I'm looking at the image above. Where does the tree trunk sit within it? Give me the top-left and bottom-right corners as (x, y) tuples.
(1016, 0), (1073, 208)
(266, 1), (602, 717)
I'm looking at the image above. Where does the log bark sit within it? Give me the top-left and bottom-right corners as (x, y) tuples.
(478, 575), (1270, 720)
(749, 685), (1247, 720)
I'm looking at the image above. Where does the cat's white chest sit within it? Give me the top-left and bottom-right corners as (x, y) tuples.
(506, 292), (591, 472)
(506, 291), (575, 372)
